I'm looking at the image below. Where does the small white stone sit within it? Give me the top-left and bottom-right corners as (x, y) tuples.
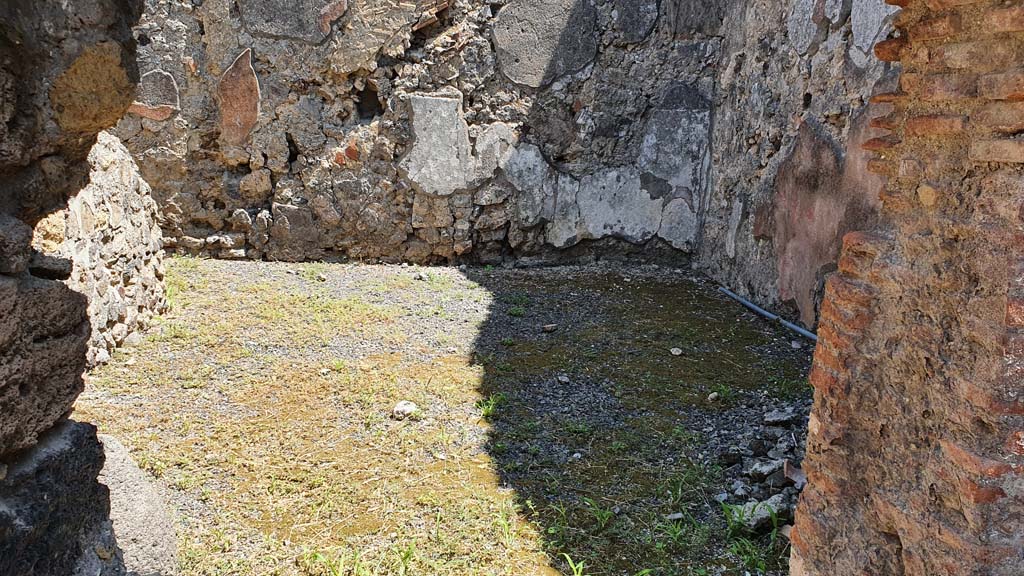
(791, 340), (802, 349)
(392, 400), (419, 420)
(708, 392), (720, 401)
(557, 375), (570, 384)
(670, 347), (683, 356)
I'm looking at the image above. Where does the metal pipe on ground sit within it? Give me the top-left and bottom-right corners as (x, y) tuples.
(717, 286), (818, 342)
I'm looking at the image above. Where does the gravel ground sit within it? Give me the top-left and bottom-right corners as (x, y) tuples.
(78, 258), (812, 576)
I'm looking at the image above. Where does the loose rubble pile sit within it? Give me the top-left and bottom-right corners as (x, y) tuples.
(698, 393), (813, 533)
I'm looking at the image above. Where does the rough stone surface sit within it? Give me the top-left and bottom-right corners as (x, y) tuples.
(0, 421), (125, 576)
(0, 0), (146, 451)
(400, 93), (475, 196)
(695, 0), (895, 328)
(238, 0), (348, 44)
(115, 0), (889, 329)
(793, 3), (1024, 574)
(99, 436), (178, 576)
(612, 0), (659, 44)
(493, 0), (599, 88)
(32, 132), (167, 367)
(0, 2), (144, 573)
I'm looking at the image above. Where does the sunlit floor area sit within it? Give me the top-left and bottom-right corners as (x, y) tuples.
(77, 258), (812, 576)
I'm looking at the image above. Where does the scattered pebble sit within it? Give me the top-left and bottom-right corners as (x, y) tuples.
(316, 273), (327, 282)
(557, 375), (571, 384)
(790, 340), (803, 349)
(542, 324), (558, 333)
(707, 391), (720, 401)
(670, 347), (683, 356)
(392, 400), (419, 420)
(319, 368), (330, 376)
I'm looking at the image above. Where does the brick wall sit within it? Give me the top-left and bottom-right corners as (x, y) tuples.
(792, 1), (1024, 574)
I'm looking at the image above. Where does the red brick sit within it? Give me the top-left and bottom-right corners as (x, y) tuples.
(905, 114), (967, 136)
(863, 135), (901, 151)
(960, 380), (1024, 416)
(875, 37), (908, 62)
(843, 231), (887, 257)
(974, 101), (1024, 133)
(920, 73), (978, 101)
(987, 6), (1024, 33)
(870, 91), (906, 104)
(960, 479), (1007, 504)
(900, 72), (923, 93)
(941, 439), (1014, 479)
(822, 298), (875, 333)
(128, 102), (176, 121)
(910, 14), (961, 41)
(970, 140), (1024, 164)
(933, 41), (1024, 73)
(816, 322), (857, 354)
(1008, 297), (1024, 326)
(866, 159), (894, 176)
(801, 467), (845, 500)
(345, 141), (360, 160)
(813, 341), (847, 374)
(826, 275), (877, 308)
(925, 0), (983, 8)
(980, 69), (1024, 101)
(870, 114), (899, 131)
(837, 252), (873, 278)
(809, 364), (841, 393)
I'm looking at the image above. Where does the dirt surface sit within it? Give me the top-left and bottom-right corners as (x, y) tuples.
(77, 258), (812, 576)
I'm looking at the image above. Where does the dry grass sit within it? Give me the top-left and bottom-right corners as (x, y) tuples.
(77, 257), (809, 576)
(79, 258), (558, 576)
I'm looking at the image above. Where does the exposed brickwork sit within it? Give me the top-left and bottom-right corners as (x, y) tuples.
(792, 1), (1024, 574)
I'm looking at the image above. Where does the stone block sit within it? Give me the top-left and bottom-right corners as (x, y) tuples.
(0, 214), (33, 275)
(970, 140), (1024, 164)
(0, 421), (124, 576)
(218, 49), (260, 147)
(239, 0), (348, 43)
(493, 0), (598, 88)
(399, 94), (474, 196)
(975, 102), (1024, 134)
(0, 275), (88, 456)
(612, 0), (658, 43)
(980, 69), (1024, 101)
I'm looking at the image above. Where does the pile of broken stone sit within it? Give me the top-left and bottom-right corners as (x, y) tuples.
(698, 394), (813, 534)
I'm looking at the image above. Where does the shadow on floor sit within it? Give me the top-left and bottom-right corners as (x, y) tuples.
(465, 265), (810, 575)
